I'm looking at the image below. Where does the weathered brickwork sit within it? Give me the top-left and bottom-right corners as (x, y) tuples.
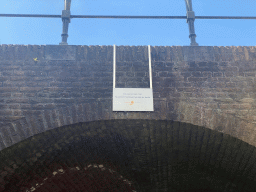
(0, 45), (256, 191)
(0, 45), (255, 147)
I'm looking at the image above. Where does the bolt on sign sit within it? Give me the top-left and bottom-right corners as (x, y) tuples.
(112, 45), (154, 111)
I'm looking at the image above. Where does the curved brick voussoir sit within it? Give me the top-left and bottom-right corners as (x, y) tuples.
(0, 117), (34, 149)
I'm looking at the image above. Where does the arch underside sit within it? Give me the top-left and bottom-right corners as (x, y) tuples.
(0, 119), (256, 192)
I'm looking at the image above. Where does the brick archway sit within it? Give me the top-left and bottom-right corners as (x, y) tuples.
(1, 119), (256, 191)
(1, 44), (256, 191)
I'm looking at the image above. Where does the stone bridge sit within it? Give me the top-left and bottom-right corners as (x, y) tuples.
(0, 44), (256, 191)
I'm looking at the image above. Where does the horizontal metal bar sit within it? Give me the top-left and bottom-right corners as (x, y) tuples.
(74, 15), (256, 19)
(0, 14), (61, 18)
(0, 14), (256, 19)
(71, 15), (187, 19)
(196, 16), (256, 19)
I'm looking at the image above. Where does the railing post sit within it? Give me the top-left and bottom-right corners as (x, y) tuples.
(185, 0), (198, 46)
(60, 0), (71, 45)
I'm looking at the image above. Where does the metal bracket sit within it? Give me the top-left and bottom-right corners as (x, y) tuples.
(189, 33), (196, 38)
(186, 11), (195, 23)
(62, 10), (71, 23)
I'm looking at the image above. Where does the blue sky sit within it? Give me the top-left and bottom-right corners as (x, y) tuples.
(0, 0), (255, 46)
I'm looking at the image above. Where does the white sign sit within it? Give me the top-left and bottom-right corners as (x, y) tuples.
(112, 45), (154, 111)
(113, 88), (153, 111)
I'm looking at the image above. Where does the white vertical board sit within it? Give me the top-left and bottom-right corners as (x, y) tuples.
(112, 45), (154, 111)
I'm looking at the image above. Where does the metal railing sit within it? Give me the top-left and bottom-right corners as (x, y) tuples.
(0, 0), (256, 46)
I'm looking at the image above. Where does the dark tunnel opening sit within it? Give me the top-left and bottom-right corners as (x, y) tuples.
(0, 119), (256, 192)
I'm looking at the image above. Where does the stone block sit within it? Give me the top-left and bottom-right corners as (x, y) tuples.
(45, 45), (76, 60)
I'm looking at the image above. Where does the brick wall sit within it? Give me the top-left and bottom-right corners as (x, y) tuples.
(0, 45), (256, 148)
(0, 44), (256, 191)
